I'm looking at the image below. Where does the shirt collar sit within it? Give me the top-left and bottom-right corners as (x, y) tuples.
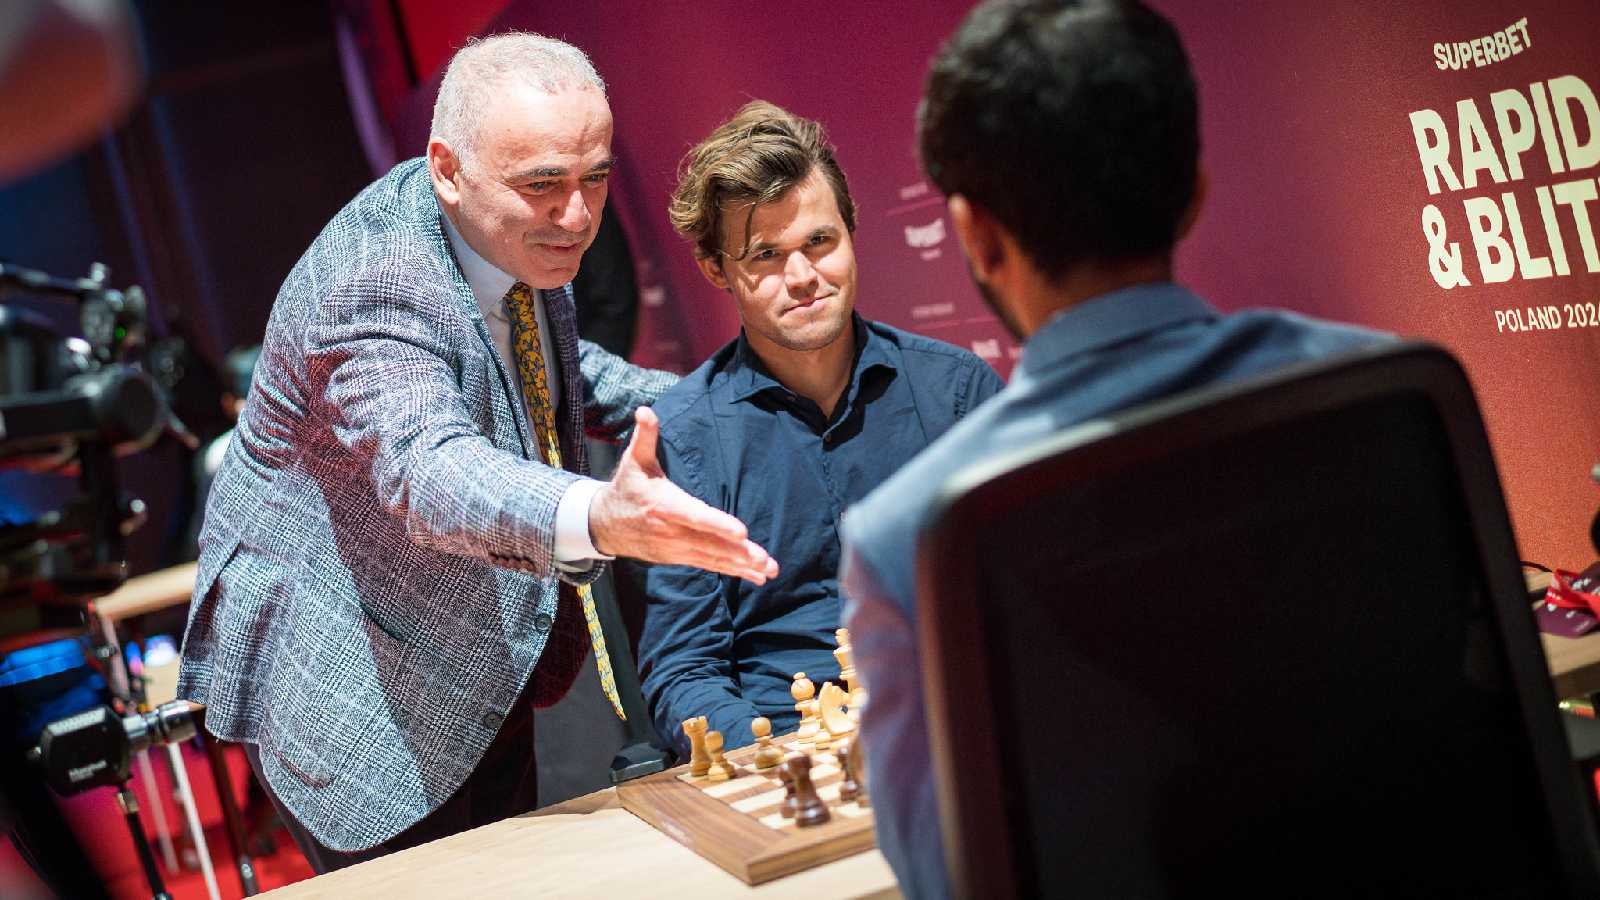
(727, 313), (895, 404)
(1017, 282), (1217, 381)
(440, 206), (516, 320)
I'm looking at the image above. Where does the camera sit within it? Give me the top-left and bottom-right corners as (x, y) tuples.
(0, 261), (171, 632)
(30, 699), (200, 797)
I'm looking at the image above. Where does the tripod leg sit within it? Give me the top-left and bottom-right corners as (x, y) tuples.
(96, 614), (178, 872)
(116, 787), (172, 900)
(202, 734), (259, 895)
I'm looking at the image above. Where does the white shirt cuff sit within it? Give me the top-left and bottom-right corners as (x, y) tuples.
(553, 477), (612, 562)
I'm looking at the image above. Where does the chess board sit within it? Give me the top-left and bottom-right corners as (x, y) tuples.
(615, 733), (875, 885)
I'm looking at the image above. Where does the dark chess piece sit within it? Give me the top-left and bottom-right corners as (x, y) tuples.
(844, 734), (870, 808)
(835, 739), (861, 804)
(778, 761), (798, 819)
(784, 754), (830, 828)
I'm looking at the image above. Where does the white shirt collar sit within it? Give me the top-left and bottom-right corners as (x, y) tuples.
(440, 206), (515, 321)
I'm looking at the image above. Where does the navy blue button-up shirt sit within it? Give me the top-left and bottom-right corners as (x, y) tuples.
(639, 316), (1004, 755)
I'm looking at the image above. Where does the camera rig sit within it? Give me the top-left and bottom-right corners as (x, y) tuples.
(0, 261), (175, 641)
(0, 261), (198, 900)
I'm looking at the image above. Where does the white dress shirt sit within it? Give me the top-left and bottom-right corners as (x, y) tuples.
(440, 209), (609, 564)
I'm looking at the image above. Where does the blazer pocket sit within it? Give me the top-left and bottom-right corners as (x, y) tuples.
(300, 559), (415, 645)
(355, 597), (412, 645)
(196, 540), (245, 613)
(261, 724), (334, 789)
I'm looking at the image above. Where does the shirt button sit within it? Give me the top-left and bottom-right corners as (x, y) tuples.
(483, 711), (503, 730)
(534, 613), (554, 632)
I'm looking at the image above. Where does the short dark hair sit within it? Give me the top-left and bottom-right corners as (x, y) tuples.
(670, 100), (857, 262)
(919, 0), (1199, 278)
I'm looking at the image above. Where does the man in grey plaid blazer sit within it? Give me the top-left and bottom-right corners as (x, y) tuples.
(176, 33), (777, 869)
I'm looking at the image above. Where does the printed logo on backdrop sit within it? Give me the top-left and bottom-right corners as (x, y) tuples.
(887, 181), (1021, 366)
(1410, 16), (1600, 334)
(888, 182), (947, 263)
(904, 218), (945, 256)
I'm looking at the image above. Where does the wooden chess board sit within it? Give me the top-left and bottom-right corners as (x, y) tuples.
(615, 733), (875, 885)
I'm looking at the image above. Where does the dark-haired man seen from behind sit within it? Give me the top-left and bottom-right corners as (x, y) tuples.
(840, 1), (1389, 896)
(638, 101), (1004, 756)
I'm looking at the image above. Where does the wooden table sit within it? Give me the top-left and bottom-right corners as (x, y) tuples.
(256, 787), (901, 899)
(104, 567), (1600, 701)
(85, 564), (899, 897)
(94, 563), (1600, 894)
(90, 561), (200, 624)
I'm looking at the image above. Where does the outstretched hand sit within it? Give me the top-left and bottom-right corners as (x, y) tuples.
(589, 407), (779, 584)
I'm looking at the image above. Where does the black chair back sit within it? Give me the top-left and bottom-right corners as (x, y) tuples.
(916, 341), (1600, 898)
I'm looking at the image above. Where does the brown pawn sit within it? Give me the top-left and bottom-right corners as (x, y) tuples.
(751, 716), (784, 772)
(705, 730), (738, 782)
(777, 763), (798, 819)
(835, 739), (862, 804)
(783, 754), (831, 828)
(683, 716), (711, 777)
(846, 735), (869, 808)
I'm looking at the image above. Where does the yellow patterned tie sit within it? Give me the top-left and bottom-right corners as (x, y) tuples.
(504, 281), (626, 721)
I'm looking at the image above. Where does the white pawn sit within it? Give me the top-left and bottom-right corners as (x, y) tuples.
(751, 716), (784, 772)
(705, 729), (738, 782)
(792, 672), (821, 744)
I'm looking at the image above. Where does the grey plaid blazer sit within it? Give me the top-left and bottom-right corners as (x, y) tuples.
(176, 159), (675, 851)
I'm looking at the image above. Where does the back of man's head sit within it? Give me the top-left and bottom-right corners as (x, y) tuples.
(670, 100), (857, 263)
(919, 0), (1198, 279)
(431, 32), (605, 172)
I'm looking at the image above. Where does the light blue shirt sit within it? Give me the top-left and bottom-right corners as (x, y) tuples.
(839, 282), (1388, 899)
(439, 207), (606, 564)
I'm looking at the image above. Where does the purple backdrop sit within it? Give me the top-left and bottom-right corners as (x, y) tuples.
(390, 0), (1600, 570)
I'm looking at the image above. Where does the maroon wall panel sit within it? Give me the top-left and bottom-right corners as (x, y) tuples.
(404, 0), (1600, 568)
(1164, 0), (1600, 570)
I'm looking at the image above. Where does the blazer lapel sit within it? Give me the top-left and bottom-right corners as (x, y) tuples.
(542, 284), (589, 478)
(430, 198), (535, 460)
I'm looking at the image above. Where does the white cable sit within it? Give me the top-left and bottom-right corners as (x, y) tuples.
(134, 749), (178, 873)
(166, 742), (221, 900)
